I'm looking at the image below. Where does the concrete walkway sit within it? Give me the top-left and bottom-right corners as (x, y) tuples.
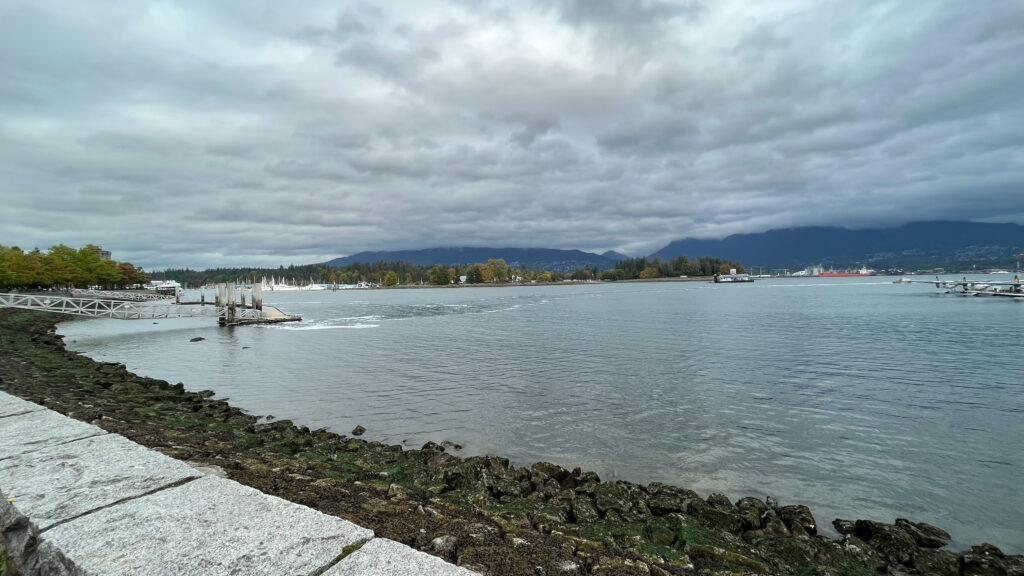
(0, 391), (477, 576)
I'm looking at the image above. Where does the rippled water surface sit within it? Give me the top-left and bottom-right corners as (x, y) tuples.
(58, 278), (1024, 550)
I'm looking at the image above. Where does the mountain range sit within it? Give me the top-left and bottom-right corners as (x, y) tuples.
(652, 221), (1024, 270)
(326, 247), (622, 273)
(325, 221), (1024, 271)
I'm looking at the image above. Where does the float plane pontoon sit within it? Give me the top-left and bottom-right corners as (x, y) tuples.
(903, 276), (1024, 298)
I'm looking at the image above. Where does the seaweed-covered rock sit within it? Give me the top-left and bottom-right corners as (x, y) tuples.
(912, 548), (959, 576)
(441, 455), (514, 496)
(833, 518), (856, 535)
(643, 521), (678, 547)
(895, 517), (951, 549)
(734, 497), (766, 531)
(532, 461), (570, 483)
(593, 482), (650, 522)
(777, 505), (816, 537)
(742, 509), (790, 544)
(570, 496), (600, 524)
(685, 498), (745, 535)
(646, 483), (699, 516)
(854, 519), (918, 566)
(590, 556), (651, 575)
(706, 492), (734, 511)
(571, 470), (601, 495)
(958, 543), (1010, 576)
(686, 545), (769, 574)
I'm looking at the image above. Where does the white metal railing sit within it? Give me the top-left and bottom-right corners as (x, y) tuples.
(0, 292), (266, 321)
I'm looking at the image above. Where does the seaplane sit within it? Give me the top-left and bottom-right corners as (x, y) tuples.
(906, 275), (1024, 298)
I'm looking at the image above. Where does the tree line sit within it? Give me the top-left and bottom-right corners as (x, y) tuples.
(158, 258), (554, 287)
(0, 246), (744, 291)
(0, 244), (149, 290)
(599, 255), (745, 281)
(153, 255), (742, 288)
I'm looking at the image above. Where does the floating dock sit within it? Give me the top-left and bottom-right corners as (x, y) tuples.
(221, 304), (301, 326)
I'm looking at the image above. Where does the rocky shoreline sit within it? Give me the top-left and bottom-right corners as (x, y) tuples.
(1, 308), (1020, 576)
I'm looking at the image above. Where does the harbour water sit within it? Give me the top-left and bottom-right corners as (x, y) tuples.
(58, 277), (1024, 551)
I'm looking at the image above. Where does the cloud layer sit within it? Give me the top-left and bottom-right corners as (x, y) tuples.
(2, 1), (1022, 268)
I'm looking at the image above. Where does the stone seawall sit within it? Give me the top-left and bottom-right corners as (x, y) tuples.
(0, 391), (477, 576)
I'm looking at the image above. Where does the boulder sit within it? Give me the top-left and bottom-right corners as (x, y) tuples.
(421, 441), (445, 453)
(762, 511), (791, 539)
(532, 461), (570, 483)
(912, 548), (959, 576)
(734, 497), (766, 530)
(777, 505), (816, 537)
(735, 496), (766, 516)
(430, 535), (458, 557)
(570, 496), (600, 524)
(685, 498), (745, 535)
(742, 510), (790, 544)
(646, 483), (700, 516)
(593, 482), (650, 521)
(833, 518), (856, 535)
(854, 519), (918, 567)
(958, 543), (1009, 576)
(351, 425), (366, 436)
(572, 470), (601, 495)
(706, 492), (734, 511)
(895, 518), (951, 549)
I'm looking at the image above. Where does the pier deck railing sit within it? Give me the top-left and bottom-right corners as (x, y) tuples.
(0, 292), (266, 322)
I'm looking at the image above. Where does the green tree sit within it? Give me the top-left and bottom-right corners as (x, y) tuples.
(383, 271), (398, 286)
(0, 246), (21, 288)
(465, 265), (484, 284)
(486, 259), (509, 283)
(639, 266), (660, 279)
(428, 266), (448, 285)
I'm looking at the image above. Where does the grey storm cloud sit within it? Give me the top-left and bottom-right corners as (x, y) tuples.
(1, 0), (1023, 269)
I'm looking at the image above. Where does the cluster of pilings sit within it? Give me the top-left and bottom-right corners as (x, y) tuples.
(207, 283), (264, 325)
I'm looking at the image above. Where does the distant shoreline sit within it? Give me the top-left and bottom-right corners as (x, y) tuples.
(376, 276), (716, 289)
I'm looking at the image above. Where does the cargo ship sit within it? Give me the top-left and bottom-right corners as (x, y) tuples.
(819, 266), (876, 277)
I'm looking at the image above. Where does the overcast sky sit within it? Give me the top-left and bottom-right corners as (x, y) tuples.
(2, 1), (1022, 269)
